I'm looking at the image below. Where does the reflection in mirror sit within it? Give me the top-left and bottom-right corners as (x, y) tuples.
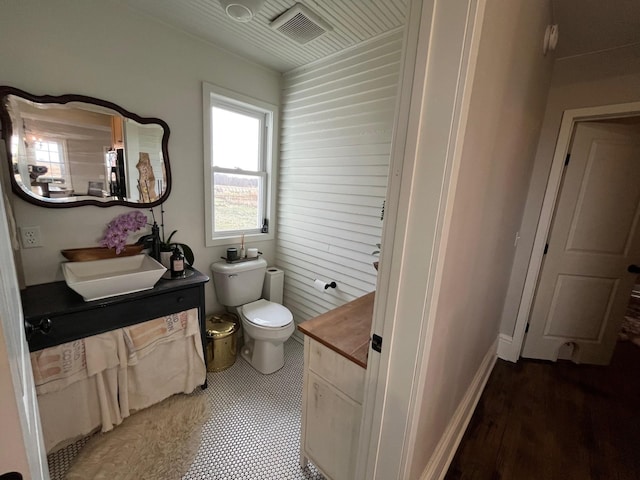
(0, 86), (171, 207)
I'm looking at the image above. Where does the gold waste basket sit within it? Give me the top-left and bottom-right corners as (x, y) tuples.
(205, 314), (238, 372)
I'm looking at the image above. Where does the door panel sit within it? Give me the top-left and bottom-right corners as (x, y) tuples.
(304, 371), (362, 480)
(566, 141), (640, 255)
(0, 178), (48, 477)
(522, 122), (640, 364)
(543, 275), (617, 340)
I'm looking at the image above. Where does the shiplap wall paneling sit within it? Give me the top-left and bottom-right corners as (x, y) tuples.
(277, 30), (403, 329)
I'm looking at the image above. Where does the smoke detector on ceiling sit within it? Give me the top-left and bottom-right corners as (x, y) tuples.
(218, 0), (266, 22)
(270, 3), (332, 44)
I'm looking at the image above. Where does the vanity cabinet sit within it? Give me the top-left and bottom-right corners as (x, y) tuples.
(21, 267), (209, 362)
(301, 338), (365, 480)
(298, 292), (374, 480)
(23, 267), (210, 452)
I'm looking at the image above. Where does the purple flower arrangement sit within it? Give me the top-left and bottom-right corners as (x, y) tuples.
(100, 211), (148, 254)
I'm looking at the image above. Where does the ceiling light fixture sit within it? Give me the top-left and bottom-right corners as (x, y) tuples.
(218, 0), (266, 23)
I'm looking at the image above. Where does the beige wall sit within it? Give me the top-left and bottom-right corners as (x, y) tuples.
(500, 43), (640, 337)
(0, 0), (281, 314)
(407, 0), (553, 476)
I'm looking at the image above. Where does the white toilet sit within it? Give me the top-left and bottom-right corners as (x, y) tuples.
(211, 258), (294, 374)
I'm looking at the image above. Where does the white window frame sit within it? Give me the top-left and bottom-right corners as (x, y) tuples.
(203, 82), (278, 247)
(33, 137), (72, 188)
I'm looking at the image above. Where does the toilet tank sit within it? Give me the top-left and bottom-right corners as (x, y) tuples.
(211, 258), (267, 307)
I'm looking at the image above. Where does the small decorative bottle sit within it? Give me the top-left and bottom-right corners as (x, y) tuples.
(170, 246), (185, 278)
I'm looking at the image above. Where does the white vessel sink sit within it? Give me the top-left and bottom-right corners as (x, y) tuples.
(62, 254), (167, 301)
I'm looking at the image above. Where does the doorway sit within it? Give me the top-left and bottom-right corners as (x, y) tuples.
(518, 106), (640, 364)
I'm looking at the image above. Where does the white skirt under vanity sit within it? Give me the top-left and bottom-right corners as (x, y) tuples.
(22, 268), (210, 453)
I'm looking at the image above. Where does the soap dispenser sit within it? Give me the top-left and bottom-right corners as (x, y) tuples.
(170, 245), (185, 278)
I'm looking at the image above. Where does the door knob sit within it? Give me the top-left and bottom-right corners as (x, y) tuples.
(628, 264), (640, 274)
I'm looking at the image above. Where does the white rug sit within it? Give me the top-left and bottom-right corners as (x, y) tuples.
(66, 394), (208, 480)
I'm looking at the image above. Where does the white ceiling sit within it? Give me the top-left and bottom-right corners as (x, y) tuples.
(552, 0), (640, 58)
(120, 0), (407, 73)
(119, 0), (640, 72)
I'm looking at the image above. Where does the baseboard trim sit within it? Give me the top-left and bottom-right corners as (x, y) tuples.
(419, 338), (498, 480)
(497, 333), (514, 361)
(497, 333), (519, 362)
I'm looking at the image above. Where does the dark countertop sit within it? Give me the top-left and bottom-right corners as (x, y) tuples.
(21, 267), (210, 353)
(21, 267), (209, 319)
(297, 291), (374, 369)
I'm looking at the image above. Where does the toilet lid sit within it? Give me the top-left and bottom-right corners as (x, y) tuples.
(243, 299), (293, 328)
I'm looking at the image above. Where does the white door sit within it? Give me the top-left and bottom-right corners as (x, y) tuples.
(0, 181), (48, 478)
(522, 121), (640, 365)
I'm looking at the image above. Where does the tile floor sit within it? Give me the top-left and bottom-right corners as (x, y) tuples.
(47, 338), (325, 480)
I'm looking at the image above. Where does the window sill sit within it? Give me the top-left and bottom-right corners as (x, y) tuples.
(206, 231), (274, 248)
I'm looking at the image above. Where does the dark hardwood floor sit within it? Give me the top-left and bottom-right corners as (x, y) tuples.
(445, 341), (640, 480)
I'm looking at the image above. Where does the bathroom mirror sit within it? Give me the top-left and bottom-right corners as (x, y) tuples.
(0, 86), (171, 208)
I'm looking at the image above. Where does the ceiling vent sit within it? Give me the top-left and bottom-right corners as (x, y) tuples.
(270, 3), (332, 44)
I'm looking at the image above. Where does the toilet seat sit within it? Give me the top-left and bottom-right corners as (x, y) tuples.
(242, 299), (293, 328)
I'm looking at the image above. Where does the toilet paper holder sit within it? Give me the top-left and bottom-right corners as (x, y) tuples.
(313, 279), (338, 291)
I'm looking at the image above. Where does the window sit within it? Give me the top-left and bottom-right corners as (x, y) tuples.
(203, 83), (278, 246)
(33, 138), (73, 188)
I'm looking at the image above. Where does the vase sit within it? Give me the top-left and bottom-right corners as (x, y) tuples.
(61, 244), (144, 262)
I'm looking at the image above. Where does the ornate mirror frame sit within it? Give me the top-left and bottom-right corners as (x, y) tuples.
(0, 86), (172, 208)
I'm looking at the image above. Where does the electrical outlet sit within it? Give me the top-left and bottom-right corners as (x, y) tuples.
(20, 226), (43, 248)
